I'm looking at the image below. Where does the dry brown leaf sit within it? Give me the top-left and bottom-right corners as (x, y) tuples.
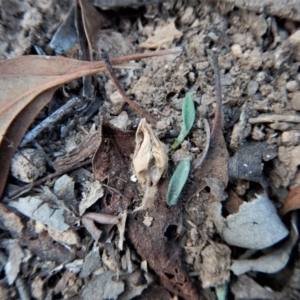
(133, 118), (168, 211)
(281, 186), (300, 215)
(139, 19), (183, 49)
(0, 48), (180, 198)
(92, 118), (201, 299)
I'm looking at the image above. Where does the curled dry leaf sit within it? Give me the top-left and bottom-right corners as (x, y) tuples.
(133, 118), (168, 211)
(281, 186), (300, 215)
(231, 212), (298, 275)
(213, 194), (289, 250)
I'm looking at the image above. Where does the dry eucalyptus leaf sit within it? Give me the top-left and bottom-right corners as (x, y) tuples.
(9, 196), (70, 232)
(3, 240), (24, 285)
(139, 19), (183, 49)
(213, 194), (289, 249)
(54, 174), (75, 204)
(79, 180), (104, 216)
(231, 212), (298, 275)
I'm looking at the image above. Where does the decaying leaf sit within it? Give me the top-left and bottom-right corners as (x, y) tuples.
(3, 240), (24, 285)
(0, 48), (180, 198)
(171, 94), (195, 149)
(231, 212), (298, 275)
(9, 196), (70, 232)
(92, 117), (200, 299)
(213, 194), (289, 249)
(139, 19), (183, 49)
(133, 118), (168, 211)
(167, 158), (190, 206)
(281, 186), (300, 215)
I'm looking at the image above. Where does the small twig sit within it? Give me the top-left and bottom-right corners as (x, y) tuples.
(210, 50), (222, 140)
(7, 158), (92, 199)
(100, 48), (159, 127)
(20, 97), (81, 147)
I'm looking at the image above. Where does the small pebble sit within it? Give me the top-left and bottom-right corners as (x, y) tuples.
(291, 92), (300, 111)
(181, 7), (196, 25)
(231, 44), (242, 58)
(281, 130), (300, 146)
(286, 80), (299, 92)
(11, 149), (46, 183)
(247, 81), (259, 96)
(188, 72), (196, 83)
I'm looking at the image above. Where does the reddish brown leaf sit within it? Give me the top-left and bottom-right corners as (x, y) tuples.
(281, 186), (300, 215)
(92, 118), (201, 299)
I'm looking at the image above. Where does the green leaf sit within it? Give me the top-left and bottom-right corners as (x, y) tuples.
(171, 93), (195, 149)
(166, 158), (190, 206)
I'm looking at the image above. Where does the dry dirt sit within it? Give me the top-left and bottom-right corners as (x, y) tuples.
(1, 0), (300, 299)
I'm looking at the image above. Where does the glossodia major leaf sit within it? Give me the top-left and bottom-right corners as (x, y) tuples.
(167, 158), (190, 206)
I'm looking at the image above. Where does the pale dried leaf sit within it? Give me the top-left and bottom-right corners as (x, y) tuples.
(79, 181), (104, 216)
(9, 197), (70, 232)
(81, 271), (124, 300)
(48, 227), (79, 246)
(139, 19), (183, 49)
(133, 118), (168, 186)
(80, 246), (101, 278)
(3, 240), (24, 285)
(231, 212), (298, 275)
(133, 119), (168, 211)
(213, 194), (289, 249)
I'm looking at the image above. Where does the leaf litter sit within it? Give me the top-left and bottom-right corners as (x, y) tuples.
(1, 1), (300, 299)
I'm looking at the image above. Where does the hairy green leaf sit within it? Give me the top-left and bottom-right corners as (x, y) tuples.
(166, 158), (190, 206)
(171, 93), (195, 149)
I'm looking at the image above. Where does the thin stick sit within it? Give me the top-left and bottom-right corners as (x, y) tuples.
(100, 48), (159, 127)
(7, 158), (92, 199)
(210, 51), (223, 140)
(20, 97), (81, 147)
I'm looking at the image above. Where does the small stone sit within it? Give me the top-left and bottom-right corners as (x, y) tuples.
(286, 81), (299, 92)
(288, 30), (300, 61)
(180, 7), (196, 25)
(188, 72), (196, 83)
(11, 149), (46, 183)
(291, 92), (300, 111)
(247, 81), (259, 96)
(231, 44), (242, 58)
(281, 130), (300, 146)
(251, 125), (265, 141)
(109, 91), (125, 115)
(196, 61), (209, 70)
